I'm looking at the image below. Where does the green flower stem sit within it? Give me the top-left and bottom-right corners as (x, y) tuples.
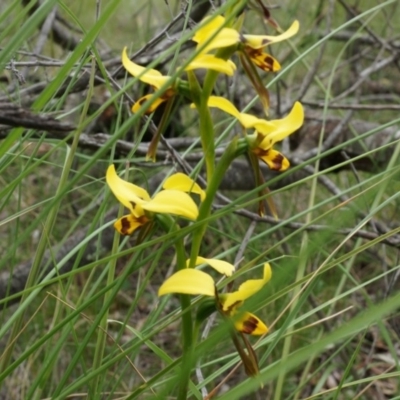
(157, 215), (193, 400)
(198, 99), (216, 181)
(187, 46), (237, 183)
(187, 70), (215, 182)
(189, 138), (247, 269)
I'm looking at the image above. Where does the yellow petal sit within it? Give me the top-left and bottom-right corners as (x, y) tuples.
(158, 269), (215, 296)
(259, 101), (304, 148)
(122, 47), (170, 89)
(253, 148), (290, 171)
(193, 256), (235, 276)
(207, 96), (275, 131)
(185, 54), (236, 76)
(245, 48), (281, 72)
(233, 311), (268, 335)
(131, 94), (168, 114)
(207, 96), (241, 119)
(192, 16), (240, 53)
(239, 113), (274, 131)
(192, 15), (226, 42)
(163, 173), (206, 201)
(106, 165), (150, 213)
(143, 189), (199, 220)
(222, 263), (272, 312)
(242, 20), (300, 49)
(114, 214), (148, 235)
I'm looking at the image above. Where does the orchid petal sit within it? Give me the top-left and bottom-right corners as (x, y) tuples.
(207, 96), (241, 119)
(185, 54), (237, 76)
(233, 311), (268, 335)
(106, 165), (150, 213)
(192, 16), (240, 53)
(193, 15), (227, 41)
(193, 256), (235, 276)
(158, 269), (215, 296)
(259, 102), (304, 148)
(122, 47), (170, 89)
(163, 173), (206, 201)
(222, 263), (272, 312)
(244, 48), (281, 72)
(254, 148), (290, 171)
(242, 20), (300, 49)
(131, 94), (168, 114)
(207, 96), (275, 131)
(114, 214), (148, 236)
(239, 114), (275, 131)
(143, 190), (199, 220)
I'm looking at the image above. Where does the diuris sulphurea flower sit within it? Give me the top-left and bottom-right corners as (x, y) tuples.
(192, 15), (299, 72)
(206, 96), (304, 171)
(159, 260), (271, 336)
(106, 165), (204, 235)
(159, 261), (271, 377)
(122, 47), (236, 114)
(122, 48), (174, 114)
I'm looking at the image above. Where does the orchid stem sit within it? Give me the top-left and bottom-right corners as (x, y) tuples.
(189, 138), (243, 268)
(158, 216), (193, 399)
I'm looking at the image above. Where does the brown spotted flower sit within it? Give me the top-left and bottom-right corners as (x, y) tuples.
(206, 96), (304, 171)
(159, 260), (271, 335)
(106, 165), (204, 235)
(122, 47), (236, 114)
(192, 15), (299, 72)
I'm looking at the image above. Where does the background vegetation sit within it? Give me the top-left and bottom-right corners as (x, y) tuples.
(1, 0), (400, 399)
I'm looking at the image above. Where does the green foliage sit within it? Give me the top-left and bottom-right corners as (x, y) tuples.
(1, 0), (400, 399)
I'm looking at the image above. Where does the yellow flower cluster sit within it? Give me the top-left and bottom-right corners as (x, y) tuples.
(122, 15), (304, 171)
(107, 12), (304, 349)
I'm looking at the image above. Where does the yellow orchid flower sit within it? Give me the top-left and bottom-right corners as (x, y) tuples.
(106, 165), (203, 235)
(122, 47), (237, 114)
(192, 15), (299, 72)
(219, 263), (271, 335)
(158, 256), (234, 297)
(162, 172), (206, 202)
(159, 261), (271, 335)
(207, 96), (304, 171)
(122, 47), (174, 114)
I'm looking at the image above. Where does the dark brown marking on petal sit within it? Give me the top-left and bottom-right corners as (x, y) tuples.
(253, 148), (286, 171)
(242, 316), (259, 334)
(137, 98), (147, 106)
(222, 300), (243, 316)
(252, 147), (266, 157)
(129, 201), (137, 209)
(138, 215), (149, 224)
(270, 153), (284, 171)
(120, 216), (132, 235)
(261, 38), (271, 46)
(244, 46), (261, 58)
(263, 55), (274, 71)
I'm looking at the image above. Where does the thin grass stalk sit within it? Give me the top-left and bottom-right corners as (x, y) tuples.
(90, 202), (122, 397)
(0, 54), (96, 376)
